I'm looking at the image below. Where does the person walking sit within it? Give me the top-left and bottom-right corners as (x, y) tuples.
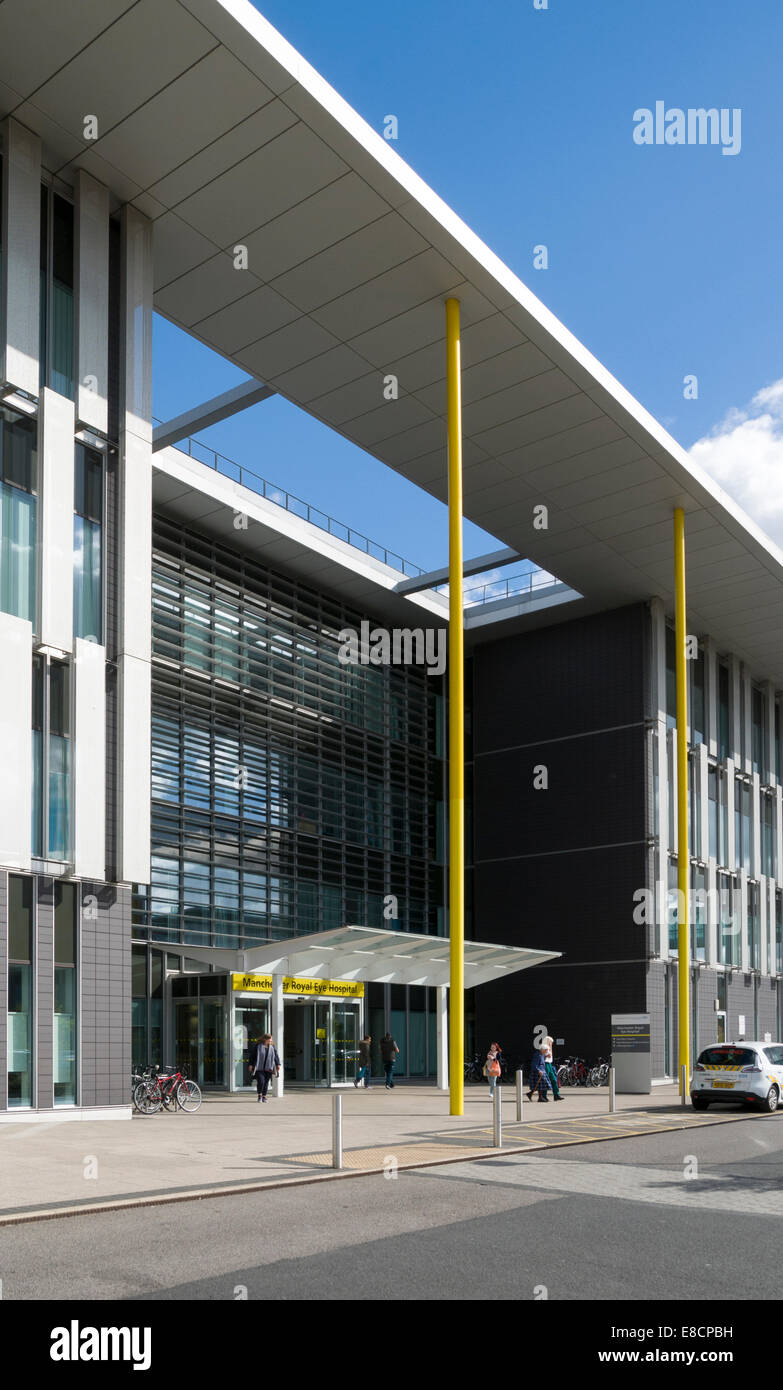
(252, 1033), (280, 1103)
(526, 1043), (552, 1102)
(542, 1035), (562, 1101)
(485, 1041), (502, 1100)
(380, 1032), (399, 1089)
(354, 1035), (372, 1088)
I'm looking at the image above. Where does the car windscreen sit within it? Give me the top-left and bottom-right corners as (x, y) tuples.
(698, 1046), (757, 1067)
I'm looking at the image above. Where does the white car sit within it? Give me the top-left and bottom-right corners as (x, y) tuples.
(691, 1041), (783, 1113)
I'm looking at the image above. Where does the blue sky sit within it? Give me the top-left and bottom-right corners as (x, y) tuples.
(154, 0), (783, 568)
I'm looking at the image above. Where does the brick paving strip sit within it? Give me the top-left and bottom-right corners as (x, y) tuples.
(0, 1106), (768, 1228)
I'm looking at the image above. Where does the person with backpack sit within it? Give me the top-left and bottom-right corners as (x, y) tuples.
(380, 1033), (399, 1089)
(484, 1041), (502, 1099)
(252, 1033), (280, 1103)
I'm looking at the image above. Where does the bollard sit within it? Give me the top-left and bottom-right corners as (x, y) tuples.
(609, 1066), (616, 1113)
(681, 1063), (688, 1109)
(332, 1092), (342, 1170)
(493, 1084), (502, 1148)
(516, 1068), (524, 1122)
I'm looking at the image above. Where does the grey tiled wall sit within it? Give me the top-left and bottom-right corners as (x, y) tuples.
(80, 883), (131, 1108)
(36, 878), (54, 1109)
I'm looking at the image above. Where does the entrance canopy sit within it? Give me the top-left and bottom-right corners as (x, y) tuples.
(178, 925), (560, 989)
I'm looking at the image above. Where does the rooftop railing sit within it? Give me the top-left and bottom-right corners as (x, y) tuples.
(459, 569), (564, 608)
(155, 422), (425, 579)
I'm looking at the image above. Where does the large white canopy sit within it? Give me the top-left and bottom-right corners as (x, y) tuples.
(3, 1), (783, 675)
(178, 924), (561, 989)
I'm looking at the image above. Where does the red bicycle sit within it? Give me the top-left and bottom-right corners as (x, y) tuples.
(133, 1064), (202, 1114)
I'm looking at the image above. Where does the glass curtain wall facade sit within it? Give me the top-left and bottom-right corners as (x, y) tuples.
(131, 516), (445, 1071)
(655, 617), (782, 1054)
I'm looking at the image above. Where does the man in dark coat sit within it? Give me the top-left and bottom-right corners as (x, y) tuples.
(252, 1033), (281, 1103)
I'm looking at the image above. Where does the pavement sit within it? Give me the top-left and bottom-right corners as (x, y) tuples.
(0, 1081), (773, 1225)
(2, 1117), (781, 1301)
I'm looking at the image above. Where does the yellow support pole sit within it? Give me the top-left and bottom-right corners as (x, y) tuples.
(674, 507), (690, 1094)
(446, 297), (464, 1116)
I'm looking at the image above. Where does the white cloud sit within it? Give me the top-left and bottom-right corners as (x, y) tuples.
(689, 378), (783, 544)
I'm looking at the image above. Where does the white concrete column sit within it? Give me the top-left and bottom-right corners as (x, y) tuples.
(38, 388), (75, 653)
(741, 668), (752, 776)
(271, 973), (284, 1098)
(1, 118), (41, 396)
(776, 784), (782, 889)
(116, 205), (152, 885)
(73, 637), (106, 879)
(698, 743), (709, 862)
(764, 682), (776, 786)
(729, 657), (742, 765)
(706, 860), (718, 967)
(752, 772), (761, 881)
(705, 638), (718, 759)
(726, 760), (736, 869)
(739, 871), (749, 973)
(75, 171), (110, 433)
(436, 986), (449, 1090)
(0, 613), (32, 870)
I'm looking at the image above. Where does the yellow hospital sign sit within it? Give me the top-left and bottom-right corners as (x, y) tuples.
(232, 973), (364, 1000)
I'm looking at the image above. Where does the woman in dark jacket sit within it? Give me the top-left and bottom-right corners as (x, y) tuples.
(526, 1045), (551, 1102)
(380, 1033), (399, 1089)
(354, 1035), (372, 1088)
(252, 1034), (281, 1103)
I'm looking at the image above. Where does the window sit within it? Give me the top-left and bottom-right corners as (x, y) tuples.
(762, 792), (776, 879)
(748, 881), (760, 971)
(777, 891), (783, 976)
(54, 882), (77, 1105)
(708, 766), (718, 861)
(693, 864), (706, 961)
(39, 187), (74, 399)
(0, 406), (37, 624)
(74, 444), (103, 642)
(8, 875), (33, 1107)
(718, 663), (730, 761)
(734, 778), (752, 874)
(667, 856), (679, 953)
(665, 625), (676, 730)
(32, 656), (72, 860)
(717, 872), (738, 967)
(752, 687), (766, 780)
(691, 644), (705, 745)
(777, 702), (782, 783)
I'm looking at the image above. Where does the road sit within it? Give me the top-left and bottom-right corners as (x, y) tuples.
(1, 1116), (780, 1300)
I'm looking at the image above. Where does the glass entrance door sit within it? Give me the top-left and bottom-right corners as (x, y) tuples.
(312, 1002), (329, 1086)
(233, 1001), (270, 1089)
(332, 1003), (360, 1084)
(201, 1000), (225, 1087)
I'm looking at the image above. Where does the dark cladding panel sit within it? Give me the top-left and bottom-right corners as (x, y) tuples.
(474, 724), (646, 862)
(471, 604), (651, 1062)
(474, 604), (648, 755)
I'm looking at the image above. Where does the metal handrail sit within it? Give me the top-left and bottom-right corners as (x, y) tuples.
(437, 570), (564, 608)
(153, 418), (425, 579)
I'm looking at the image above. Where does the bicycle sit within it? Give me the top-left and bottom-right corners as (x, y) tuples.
(589, 1058), (610, 1087)
(133, 1064), (202, 1114)
(463, 1055), (485, 1084)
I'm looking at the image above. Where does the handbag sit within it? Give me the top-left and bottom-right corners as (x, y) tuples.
(482, 1063), (488, 1077)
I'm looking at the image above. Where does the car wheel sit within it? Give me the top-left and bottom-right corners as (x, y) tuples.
(691, 1096), (709, 1111)
(761, 1085), (779, 1114)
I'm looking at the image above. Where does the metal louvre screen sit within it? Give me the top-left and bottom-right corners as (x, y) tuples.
(132, 515), (445, 948)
